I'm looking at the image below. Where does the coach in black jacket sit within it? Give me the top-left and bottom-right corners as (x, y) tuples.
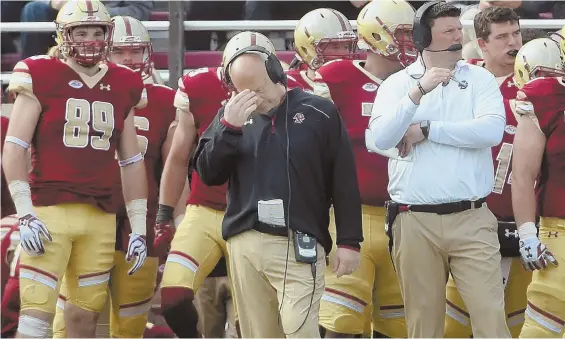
(193, 32), (362, 338)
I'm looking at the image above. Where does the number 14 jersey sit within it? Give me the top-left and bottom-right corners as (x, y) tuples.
(8, 56), (146, 214)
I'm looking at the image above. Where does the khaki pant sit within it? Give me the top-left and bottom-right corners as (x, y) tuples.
(194, 276), (238, 338)
(227, 229), (326, 338)
(391, 205), (511, 338)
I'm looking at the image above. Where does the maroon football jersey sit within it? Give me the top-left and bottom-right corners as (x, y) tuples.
(520, 77), (565, 219)
(468, 59), (519, 220)
(8, 56), (145, 213)
(317, 59), (389, 206)
(1, 117), (16, 218)
(285, 69), (314, 92)
(175, 67), (229, 210)
(116, 84), (177, 254)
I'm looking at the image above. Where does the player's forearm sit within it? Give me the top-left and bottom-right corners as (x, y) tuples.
(511, 174), (537, 226)
(173, 179), (190, 227)
(428, 114), (505, 148)
(3, 145), (34, 217)
(159, 156), (189, 207)
(2, 145), (30, 183)
(121, 161), (148, 203)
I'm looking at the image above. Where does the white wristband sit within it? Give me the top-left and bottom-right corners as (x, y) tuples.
(518, 222), (537, 240)
(126, 199), (147, 236)
(8, 181), (34, 217)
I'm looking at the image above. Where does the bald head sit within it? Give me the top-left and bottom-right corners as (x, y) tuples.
(228, 53), (270, 89)
(227, 52), (286, 114)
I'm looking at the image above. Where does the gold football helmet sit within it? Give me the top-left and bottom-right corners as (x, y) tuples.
(294, 8), (357, 70)
(357, 0), (416, 67)
(110, 16), (153, 77)
(55, 0), (113, 66)
(514, 38), (565, 89)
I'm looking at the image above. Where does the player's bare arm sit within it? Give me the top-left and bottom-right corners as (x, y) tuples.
(3, 94), (52, 256)
(511, 108), (544, 227)
(117, 108), (149, 274)
(511, 94), (558, 270)
(154, 107), (197, 253)
(159, 108), (197, 208)
(160, 122), (191, 226)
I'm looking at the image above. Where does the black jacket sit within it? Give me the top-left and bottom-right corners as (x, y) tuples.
(193, 88), (363, 254)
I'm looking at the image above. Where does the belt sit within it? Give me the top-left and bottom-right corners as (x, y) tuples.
(398, 198), (486, 215)
(254, 221), (288, 237)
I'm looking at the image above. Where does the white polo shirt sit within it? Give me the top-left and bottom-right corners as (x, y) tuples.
(368, 58), (506, 205)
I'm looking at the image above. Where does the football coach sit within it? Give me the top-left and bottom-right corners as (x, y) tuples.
(367, 1), (511, 338)
(193, 31), (363, 338)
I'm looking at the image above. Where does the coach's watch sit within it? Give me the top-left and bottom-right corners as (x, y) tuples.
(420, 120), (430, 139)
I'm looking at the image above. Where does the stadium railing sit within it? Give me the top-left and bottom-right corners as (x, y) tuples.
(1, 19), (564, 85)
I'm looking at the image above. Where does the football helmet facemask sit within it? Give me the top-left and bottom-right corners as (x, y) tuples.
(55, 0), (113, 67)
(357, 0), (417, 67)
(294, 8), (358, 70)
(110, 16), (153, 78)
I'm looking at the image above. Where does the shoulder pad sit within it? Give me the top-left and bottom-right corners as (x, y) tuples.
(8, 61), (35, 99)
(174, 77), (190, 112)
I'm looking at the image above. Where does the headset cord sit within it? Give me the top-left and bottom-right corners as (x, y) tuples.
(277, 86), (316, 336)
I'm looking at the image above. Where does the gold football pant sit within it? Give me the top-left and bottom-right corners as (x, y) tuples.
(519, 217), (565, 338)
(161, 205), (228, 292)
(445, 257), (531, 337)
(53, 251), (159, 338)
(319, 205), (406, 337)
(19, 203), (115, 316)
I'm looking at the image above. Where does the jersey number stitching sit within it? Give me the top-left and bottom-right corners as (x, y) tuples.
(63, 98), (115, 151)
(134, 116), (150, 156)
(493, 142), (513, 194)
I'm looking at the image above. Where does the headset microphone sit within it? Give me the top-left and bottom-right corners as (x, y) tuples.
(425, 43), (463, 53)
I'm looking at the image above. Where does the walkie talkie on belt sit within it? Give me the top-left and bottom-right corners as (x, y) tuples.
(294, 231), (317, 264)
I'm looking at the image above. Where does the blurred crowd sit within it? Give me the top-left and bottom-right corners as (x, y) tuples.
(1, 0), (563, 61)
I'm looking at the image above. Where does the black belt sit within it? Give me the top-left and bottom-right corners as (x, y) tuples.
(398, 198), (486, 215)
(254, 221), (288, 237)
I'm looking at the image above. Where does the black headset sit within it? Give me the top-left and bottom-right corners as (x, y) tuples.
(412, 0), (444, 51)
(223, 45), (288, 88)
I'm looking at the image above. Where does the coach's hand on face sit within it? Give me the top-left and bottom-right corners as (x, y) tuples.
(333, 247), (361, 278)
(397, 124), (425, 158)
(223, 89), (258, 127)
(419, 67), (453, 93)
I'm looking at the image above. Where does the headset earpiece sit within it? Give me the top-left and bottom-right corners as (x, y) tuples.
(412, 0), (443, 51)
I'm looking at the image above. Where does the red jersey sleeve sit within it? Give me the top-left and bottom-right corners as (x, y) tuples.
(1, 117), (16, 219)
(518, 77), (565, 136)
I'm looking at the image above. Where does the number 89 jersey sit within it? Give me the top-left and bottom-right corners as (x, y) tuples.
(8, 56), (146, 213)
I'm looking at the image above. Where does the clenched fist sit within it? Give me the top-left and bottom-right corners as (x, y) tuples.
(419, 67), (453, 93)
(223, 89), (258, 127)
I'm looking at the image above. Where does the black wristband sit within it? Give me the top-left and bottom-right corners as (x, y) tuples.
(417, 81), (427, 95)
(156, 204), (174, 224)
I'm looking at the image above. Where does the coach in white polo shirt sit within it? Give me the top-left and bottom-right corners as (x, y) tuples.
(367, 1), (511, 338)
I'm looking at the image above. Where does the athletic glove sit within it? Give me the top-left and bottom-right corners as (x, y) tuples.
(126, 233), (147, 275)
(19, 214), (51, 256)
(518, 222), (558, 271)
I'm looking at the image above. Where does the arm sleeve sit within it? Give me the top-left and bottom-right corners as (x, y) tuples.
(193, 109), (242, 186)
(327, 104), (363, 249)
(428, 75), (505, 148)
(106, 1), (154, 20)
(368, 75), (419, 150)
